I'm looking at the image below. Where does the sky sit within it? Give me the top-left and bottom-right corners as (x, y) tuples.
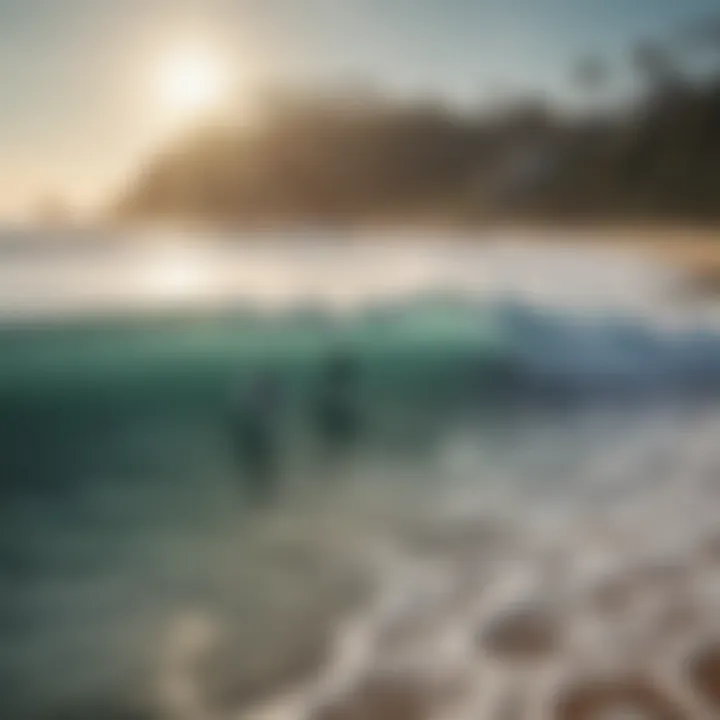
(0, 0), (718, 218)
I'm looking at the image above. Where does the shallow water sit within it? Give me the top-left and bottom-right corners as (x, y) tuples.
(3, 231), (720, 719)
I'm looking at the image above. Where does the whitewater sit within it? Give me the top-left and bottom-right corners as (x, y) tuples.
(3, 231), (720, 719)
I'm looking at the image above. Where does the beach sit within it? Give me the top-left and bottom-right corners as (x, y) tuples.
(3, 230), (720, 719)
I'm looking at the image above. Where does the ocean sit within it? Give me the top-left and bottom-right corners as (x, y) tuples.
(3, 230), (720, 719)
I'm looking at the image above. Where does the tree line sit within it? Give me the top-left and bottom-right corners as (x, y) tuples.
(118, 29), (720, 225)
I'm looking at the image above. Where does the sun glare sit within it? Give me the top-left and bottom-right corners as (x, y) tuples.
(139, 244), (211, 301)
(158, 47), (229, 119)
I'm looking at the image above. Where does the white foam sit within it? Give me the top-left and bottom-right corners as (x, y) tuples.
(237, 406), (720, 720)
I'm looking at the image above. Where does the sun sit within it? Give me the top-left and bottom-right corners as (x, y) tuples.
(158, 47), (229, 119)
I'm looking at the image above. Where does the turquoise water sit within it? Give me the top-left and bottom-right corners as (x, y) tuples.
(5, 236), (720, 719)
(0, 300), (511, 495)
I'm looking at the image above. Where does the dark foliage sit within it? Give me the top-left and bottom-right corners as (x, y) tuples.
(118, 71), (720, 225)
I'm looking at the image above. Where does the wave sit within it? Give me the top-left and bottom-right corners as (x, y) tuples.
(3, 295), (720, 404)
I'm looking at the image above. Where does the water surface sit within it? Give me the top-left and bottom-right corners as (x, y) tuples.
(3, 230), (720, 719)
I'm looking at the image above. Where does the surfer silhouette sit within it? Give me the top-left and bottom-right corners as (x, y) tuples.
(229, 370), (283, 504)
(314, 351), (362, 460)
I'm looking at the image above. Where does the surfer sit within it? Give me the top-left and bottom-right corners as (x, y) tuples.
(229, 370), (283, 504)
(314, 350), (362, 460)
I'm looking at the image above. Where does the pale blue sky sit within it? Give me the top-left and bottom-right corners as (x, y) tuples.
(0, 0), (717, 215)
